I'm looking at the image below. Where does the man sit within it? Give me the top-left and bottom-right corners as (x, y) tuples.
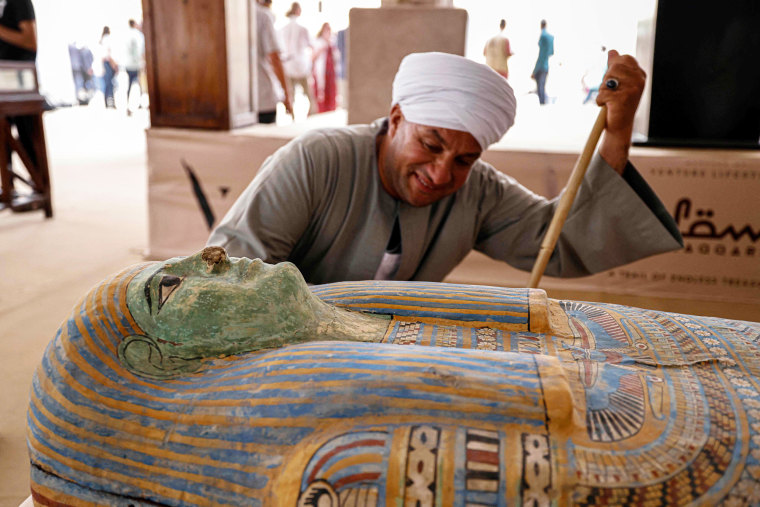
(208, 52), (682, 284)
(255, 1), (292, 123)
(279, 2), (315, 116)
(531, 19), (554, 105)
(124, 19), (145, 115)
(483, 19), (513, 79)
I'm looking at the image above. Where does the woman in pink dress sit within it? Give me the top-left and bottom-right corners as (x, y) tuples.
(311, 22), (339, 113)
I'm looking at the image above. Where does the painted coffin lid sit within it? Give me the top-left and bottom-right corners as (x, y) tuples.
(27, 257), (760, 506)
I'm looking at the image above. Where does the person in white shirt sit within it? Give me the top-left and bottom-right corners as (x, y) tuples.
(279, 2), (315, 116)
(124, 19), (145, 115)
(256, 2), (292, 123)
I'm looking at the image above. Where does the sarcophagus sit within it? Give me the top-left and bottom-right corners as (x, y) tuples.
(27, 247), (760, 505)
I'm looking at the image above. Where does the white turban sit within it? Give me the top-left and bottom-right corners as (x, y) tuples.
(391, 52), (516, 150)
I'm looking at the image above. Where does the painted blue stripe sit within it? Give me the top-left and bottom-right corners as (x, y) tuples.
(55, 330), (540, 393)
(28, 419), (261, 506)
(29, 400), (270, 490)
(320, 462), (385, 489)
(38, 354), (543, 439)
(31, 465), (166, 507)
(33, 370), (314, 445)
(311, 281), (530, 296)
(465, 489), (500, 505)
(319, 306), (527, 323)
(453, 428), (467, 502)
(118, 347), (546, 389)
(30, 381), (284, 468)
(321, 297), (528, 312)
(303, 431), (389, 486)
(496, 330), (505, 352)
(51, 336), (542, 395)
(312, 284), (528, 295)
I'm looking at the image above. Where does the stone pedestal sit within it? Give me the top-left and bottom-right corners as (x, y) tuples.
(346, 7), (467, 124)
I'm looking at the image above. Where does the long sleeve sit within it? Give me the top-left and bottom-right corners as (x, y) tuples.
(475, 154), (683, 277)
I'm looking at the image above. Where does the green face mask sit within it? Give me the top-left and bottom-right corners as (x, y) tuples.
(120, 247), (339, 379)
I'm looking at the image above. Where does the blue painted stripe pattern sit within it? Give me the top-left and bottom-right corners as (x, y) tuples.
(311, 280), (531, 328)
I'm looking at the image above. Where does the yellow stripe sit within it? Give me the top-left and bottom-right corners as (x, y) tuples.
(28, 408), (266, 499)
(326, 293), (525, 308)
(101, 269), (135, 345)
(88, 276), (119, 355)
(316, 286), (524, 300)
(33, 380), (285, 454)
(71, 295), (179, 393)
(419, 325), (433, 346)
(336, 302), (526, 317)
(112, 264), (151, 334)
(386, 426), (410, 502)
(45, 351), (326, 427)
(461, 328), (473, 349)
(47, 336), (539, 406)
(30, 480), (100, 507)
(30, 392), (278, 477)
(27, 431), (216, 506)
(322, 453), (384, 481)
(382, 322), (396, 343)
(389, 315), (527, 331)
(44, 353), (543, 429)
(171, 363), (543, 400)
(201, 344), (533, 376)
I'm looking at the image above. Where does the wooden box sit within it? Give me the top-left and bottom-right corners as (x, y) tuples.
(142, 0), (257, 129)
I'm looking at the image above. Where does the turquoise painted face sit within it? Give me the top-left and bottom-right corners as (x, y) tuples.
(121, 247), (327, 379)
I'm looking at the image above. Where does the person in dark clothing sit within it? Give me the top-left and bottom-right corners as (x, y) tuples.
(0, 0), (39, 187)
(531, 19), (554, 105)
(0, 0), (36, 61)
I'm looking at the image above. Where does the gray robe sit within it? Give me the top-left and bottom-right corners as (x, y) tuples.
(208, 119), (683, 284)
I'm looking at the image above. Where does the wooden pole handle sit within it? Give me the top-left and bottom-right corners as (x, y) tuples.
(527, 105), (607, 288)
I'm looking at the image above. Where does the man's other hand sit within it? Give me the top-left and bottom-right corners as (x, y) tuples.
(596, 49), (646, 174)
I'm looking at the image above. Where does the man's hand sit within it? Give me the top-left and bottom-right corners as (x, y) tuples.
(268, 51), (294, 119)
(283, 93), (294, 118)
(596, 49), (646, 174)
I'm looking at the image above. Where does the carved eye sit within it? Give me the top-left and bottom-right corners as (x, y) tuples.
(157, 275), (183, 312)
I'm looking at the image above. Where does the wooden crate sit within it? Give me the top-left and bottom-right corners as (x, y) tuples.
(142, 0), (257, 129)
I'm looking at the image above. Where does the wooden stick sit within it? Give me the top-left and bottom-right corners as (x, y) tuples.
(527, 105), (607, 288)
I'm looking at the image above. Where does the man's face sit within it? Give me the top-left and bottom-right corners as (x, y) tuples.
(378, 105), (482, 207)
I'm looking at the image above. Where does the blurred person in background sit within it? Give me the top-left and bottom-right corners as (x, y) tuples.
(336, 27), (347, 107)
(311, 22), (339, 113)
(124, 19), (145, 116)
(279, 2), (315, 117)
(256, 0), (292, 123)
(531, 19), (554, 105)
(258, 0), (275, 23)
(68, 41), (94, 105)
(98, 26), (118, 109)
(483, 18), (513, 79)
